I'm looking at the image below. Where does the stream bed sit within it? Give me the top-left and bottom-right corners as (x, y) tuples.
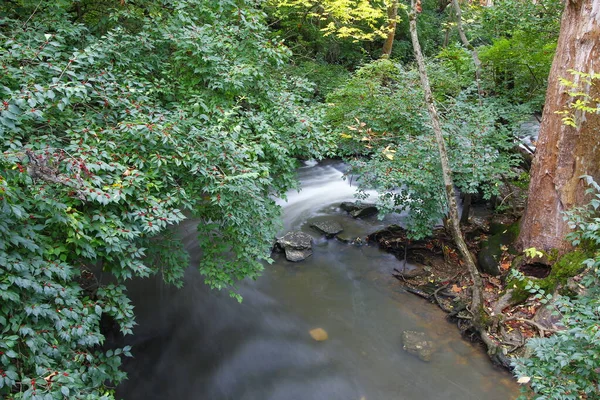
(117, 161), (519, 400)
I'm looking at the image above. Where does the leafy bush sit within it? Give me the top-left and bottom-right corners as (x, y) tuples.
(264, 0), (372, 65)
(0, 1), (330, 398)
(513, 179), (600, 399)
(285, 61), (351, 101)
(465, 0), (562, 108)
(325, 59), (521, 237)
(435, 44), (475, 93)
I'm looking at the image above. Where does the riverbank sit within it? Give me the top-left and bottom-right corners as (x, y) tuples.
(366, 204), (559, 371)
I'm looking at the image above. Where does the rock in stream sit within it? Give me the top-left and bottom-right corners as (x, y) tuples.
(310, 220), (344, 237)
(340, 202), (378, 218)
(276, 231), (313, 262)
(402, 330), (435, 362)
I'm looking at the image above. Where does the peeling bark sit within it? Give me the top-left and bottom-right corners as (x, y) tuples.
(518, 0), (600, 253)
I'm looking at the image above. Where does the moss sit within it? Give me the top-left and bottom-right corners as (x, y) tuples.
(506, 220), (521, 237)
(478, 307), (493, 327)
(507, 251), (589, 303)
(550, 251), (588, 294)
(545, 248), (560, 264)
(485, 221), (520, 250)
(513, 172), (530, 190)
(506, 258), (532, 303)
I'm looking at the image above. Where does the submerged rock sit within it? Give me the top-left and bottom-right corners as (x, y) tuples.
(309, 328), (328, 341)
(340, 202), (378, 218)
(401, 331), (434, 362)
(310, 220), (344, 237)
(336, 232), (364, 246)
(276, 231), (313, 262)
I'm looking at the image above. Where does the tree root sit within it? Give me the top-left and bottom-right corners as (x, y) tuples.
(500, 324), (525, 353)
(433, 282), (454, 313)
(505, 317), (556, 338)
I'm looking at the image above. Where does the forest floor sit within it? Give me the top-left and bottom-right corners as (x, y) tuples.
(367, 205), (557, 368)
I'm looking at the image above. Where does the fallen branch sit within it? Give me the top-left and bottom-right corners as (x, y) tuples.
(404, 286), (431, 300)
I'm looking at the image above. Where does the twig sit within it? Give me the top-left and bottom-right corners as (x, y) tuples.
(497, 191), (514, 209)
(521, 142), (536, 155)
(22, 0), (43, 28)
(392, 268), (407, 282)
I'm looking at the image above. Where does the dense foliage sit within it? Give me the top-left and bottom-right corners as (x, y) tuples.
(325, 59), (522, 237)
(0, 0), (574, 397)
(265, 0), (446, 64)
(465, 0), (562, 108)
(513, 179), (600, 399)
(0, 0), (330, 398)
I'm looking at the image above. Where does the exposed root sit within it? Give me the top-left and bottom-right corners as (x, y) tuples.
(505, 317), (556, 338)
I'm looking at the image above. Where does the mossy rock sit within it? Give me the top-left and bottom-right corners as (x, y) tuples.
(507, 250), (589, 303)
(477, 222), (520, 276)
(489, 220), (518, 236)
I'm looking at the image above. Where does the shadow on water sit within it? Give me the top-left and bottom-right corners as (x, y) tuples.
(117, 161), (519, 400)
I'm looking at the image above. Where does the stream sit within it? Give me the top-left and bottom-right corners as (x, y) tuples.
(117, 161), (519, 400)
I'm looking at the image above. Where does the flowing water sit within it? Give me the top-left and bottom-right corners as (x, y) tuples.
(117, 161), (518, 400)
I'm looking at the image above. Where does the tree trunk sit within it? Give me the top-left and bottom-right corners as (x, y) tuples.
(382, 0), (398, 57)
(460, 193), (472, 225)
(407, 1), (484, 324)
(451, 0), (483, 104)
(438, 0), (451, 12)
(517, 0), (600, 253)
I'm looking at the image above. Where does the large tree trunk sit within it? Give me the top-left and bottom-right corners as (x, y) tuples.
(517, 0), (600, 253)
(382, 0), (398, 57)
(407, 1), (484, 324)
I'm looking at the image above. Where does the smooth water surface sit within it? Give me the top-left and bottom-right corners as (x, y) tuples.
(117, 161), (518, 400)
